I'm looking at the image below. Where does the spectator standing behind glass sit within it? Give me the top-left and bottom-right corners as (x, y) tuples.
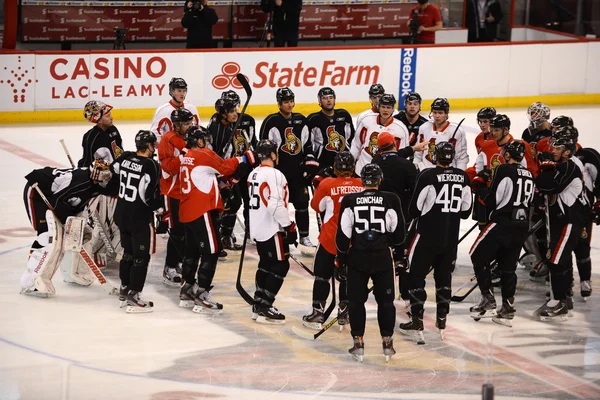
(261, 0), (302, 47)
(466, 0), (503, 42)
(182, 0), (218, 49)
(407, 0), (443, 44)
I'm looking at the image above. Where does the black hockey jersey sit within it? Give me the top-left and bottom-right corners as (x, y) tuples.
(521, 127), (551, 146)
(25, 167), (118, 222)
(207, 113), (257, 159)
(78, 125), (123, 167)
(575, 147), (600, 207)
(110, 151), (162, 229)
(336, 189), (405, 273)
(394, 111), (428, 146)
(259, 112), (313, 182)
(307, 109), (355, 169)
(409, 166), (472, 247)
(481, 163), (535, 226)
(372, 151), (417, 221)
(536, 158), (585, 227)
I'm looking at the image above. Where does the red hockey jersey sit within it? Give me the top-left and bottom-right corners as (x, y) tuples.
(158, 130), (187, 199)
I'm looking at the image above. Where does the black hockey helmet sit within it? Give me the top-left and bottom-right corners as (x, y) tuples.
(169, 77), (187, 97)
(256, 139), (278, 161)
(368, 84), (385, 98)
(379, 93), (396, 107)
(333, 152), (355, 174)
(431, 97), (450, 113)
(317, 87), (336, 101)
(404, 92), (422, 106)
(216, 98), (237, 115)
(503, 140), (525, 162)
(477, 107), (497, 121)
(221, 90), (241, 106)
(433, 141), (455, 165)
(551, 115), (574, 131)
(490, 114), (511, 130)
(170, 108), (194, 124)
(185, 125), (211, 148)
(276, 87), (295, 104)
(361, 163), (383, 186)
(552, 126), (579, 152)
(135, 130), (157, 150)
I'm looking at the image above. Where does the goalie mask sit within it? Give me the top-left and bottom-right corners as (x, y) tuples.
(84, 100), (113, 124)
(527, 102), (551, 129)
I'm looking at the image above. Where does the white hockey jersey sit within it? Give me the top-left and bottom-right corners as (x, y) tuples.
(350, 114), (409, 174)
(248, 165), (291, 242)
(150, 100), (200, 141)
(414, 120), (469, 171)
(355, 107), (399, 128)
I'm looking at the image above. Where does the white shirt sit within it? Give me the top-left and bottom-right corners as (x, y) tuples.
(150, 100), (200, 142)
(350, 114), (410, 174)
(414, 120), (469, 171)
(248, 165), (291, 242)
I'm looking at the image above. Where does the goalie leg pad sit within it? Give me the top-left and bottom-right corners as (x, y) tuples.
(61, 216), (95, 286)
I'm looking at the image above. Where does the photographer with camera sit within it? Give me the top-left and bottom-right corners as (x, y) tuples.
(182, 0), (219, 49)
(261, 0), (302, 47)
(406, 0), (443, 44)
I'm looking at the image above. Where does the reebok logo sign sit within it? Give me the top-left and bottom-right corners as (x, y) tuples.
(398, 48), (417, 110)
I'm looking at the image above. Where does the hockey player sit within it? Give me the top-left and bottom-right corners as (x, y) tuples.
(474, 107), (497, 154)
(79, 100), (124, 268)
(535, 128), (585, 320)
(307, 87), (355, 170)
(111, 131), (163, 313)
(535, 115), (575, 158)
(352, 94), (410, 175)
(469, 141), (535, 327)
(21, 161), (116, 297)
(394, 92), (428, 147)
(178, 126), (248, 314)
(414, 98), (470, 171)
(207, 96), (257, 252)
(522, 101), (551, 145)
(335, 163), (405, 362)
(259, 87), (318, 254)
(157, 108), (196, 285)
(399, 142), (472, 343)
(150, 77), (200, 141)
(303, 152), (363, 330)
(356, 84), (399, 128)
(248, 140), (298, 324)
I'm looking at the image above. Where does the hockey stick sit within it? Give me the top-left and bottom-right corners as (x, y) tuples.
(59, 139), (76, 168)
(31, 183), (119, 296)
(457, 222), (478, 245)
(293, 285), (373, 341)
(290, 253), (315, 276)
(450, 118), (466, 142)
(451, 219), (545, 302)
(235, 229), (254, 305)
(230, 73), (252, 136)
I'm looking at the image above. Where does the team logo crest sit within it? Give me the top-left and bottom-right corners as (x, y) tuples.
(281, 127), (301, 155)
(366, 132), (379, 156)
(490, 154), (505, 177)
(324, 126), (345, 152)
(425, 138), (437, 163)
(111, 140), (123, 158)
(582, 227), (588, 239)
(233, 129), (249, 155)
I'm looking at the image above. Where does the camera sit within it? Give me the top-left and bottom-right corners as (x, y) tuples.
(192, 1), (203, 10)
(409, 9), (420, 43)
(113, 27), (129, 50)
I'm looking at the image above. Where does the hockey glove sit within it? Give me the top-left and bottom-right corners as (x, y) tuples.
(156, 212), (170, 234)
(245, 150), (259, 167)
(303, 154), (320, 185)
(283, 222), (298, 246)
(472, 168), (491, 192)
(312, 166), (334, 189)
(334, 255), (347, 282)
(540, 159), (556, 172)
(593, 201), (600, 225)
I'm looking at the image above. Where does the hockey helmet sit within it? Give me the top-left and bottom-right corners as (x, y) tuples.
(433, 141), (455, 165)
(170, 108), (194, 124)
(490, 114), (511, 130)
(527, 102), (551, 128)
(221, 90), (241, 106)
(361, 163), (383, 186)
(552, 126), (579, 152)
(256, 139), (278, 161)
(503, 140), (525, 162)
(477, 107), (497, 121)
(431, 98), (450, 113)
(333, 152), (355, 174)
(368, 84), (385, 98)
(185, 125), (211, 148)
(379, 93), (397, 107)
(135, 130), (157, 150)
(216, 98), (237, 115)
(276, 87), (295, 104)
(84, 100), (113, 123)
(404, 92), (422, 106)
(318, 87), (336, 101)
(551, 115), (574, 131)
(169, 77), (188, 97)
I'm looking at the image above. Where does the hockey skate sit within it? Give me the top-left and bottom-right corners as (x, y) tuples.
(298, 236), (316, 256)
(20, 288), (49, 298)
(518, 252), (538, 269)
(382, 336), (396, 363)
(119, 285), (128, 308)
(255, 305), (286, 325)
(179, 283), (196, 308)
(337, 301), (349, 331)
(193, 289), (223, 315)
(222, 235), (242, 251)
(470, 293), (497, 321)
(125, 291), (154, 314)
(436, 313), (447, 341)
(538, 300), (569, 322)
(302, 305), (325, 330)
(348, 336), (365, 363)
(218, 250), (228, 261)
(492, 298), (515, 327)
(581, 280), (592, 301)
(162, 266), (182, 287)
(566, 295), (574, 317)
(398, 315), (425, 345)
(529, 261), (549, 281)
